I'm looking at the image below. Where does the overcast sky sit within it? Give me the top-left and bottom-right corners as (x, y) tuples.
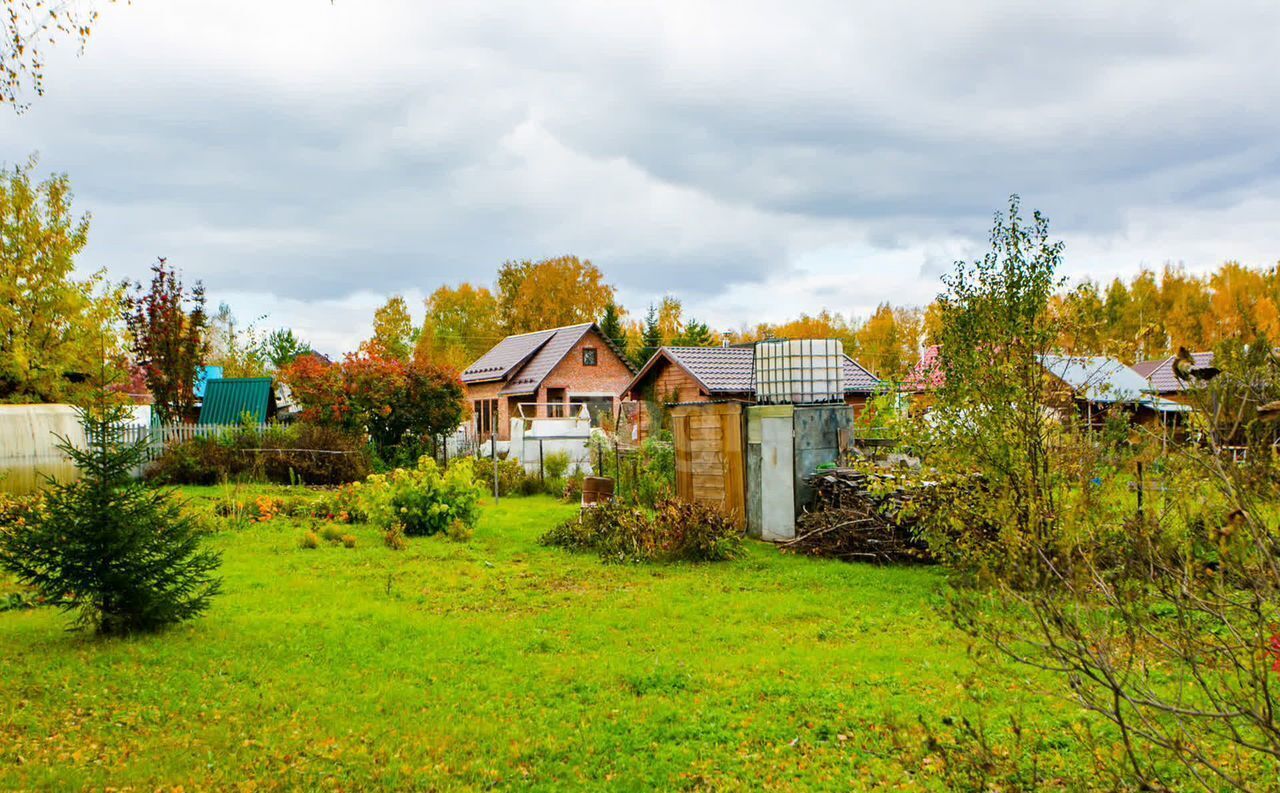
(4, 0), (1279, 355)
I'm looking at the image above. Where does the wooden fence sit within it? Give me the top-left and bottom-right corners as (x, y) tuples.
(669, 403), (747, 528)
(115, 423), (268, 460)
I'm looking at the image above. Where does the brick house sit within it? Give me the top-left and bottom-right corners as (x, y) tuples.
(621, 345), (881, 438)
(461, 322), (636, 441)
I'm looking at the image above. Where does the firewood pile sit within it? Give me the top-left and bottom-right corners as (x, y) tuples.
(779, 468), (937, 564)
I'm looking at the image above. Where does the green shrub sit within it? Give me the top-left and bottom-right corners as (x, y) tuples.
(145, 423), (372, 486)
(299, 531), (320, 550)
(544, 476), (565, 498)
(466, 456), (525, 497)
(562, 477), (583, 503)
(319, 524), (345, 544)
(562, 469), (585, 503)
(543, 451), (571, 480)
(355, 456), (483, 537)
(312, 484), (367, 524)
(383, 523), (407, 550)
(445, 518), (473, 543)
(519, 474), (544, 496)
(588, 431), (675, 508)
(633, 435), (676, 507)
(340, 534), (357, 549)
(541, 498), (743, 564)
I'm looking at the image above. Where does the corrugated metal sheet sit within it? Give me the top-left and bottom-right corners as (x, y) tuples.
(198, 378), (274, 425)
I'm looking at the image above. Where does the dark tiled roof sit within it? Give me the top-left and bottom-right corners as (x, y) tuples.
(461, 327), (559, 384)
(498, 323), (595, 396)
(1134, 352), (1215, 393)
(667, 347), (754, 393)
(631, 346), (881, 396)
(462, 322), (637, 396)
(841, 356), (880, 393)
(1130, 359), (1164, 379)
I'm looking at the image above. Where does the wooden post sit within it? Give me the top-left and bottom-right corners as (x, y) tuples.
(1135, 460), (1144, 521)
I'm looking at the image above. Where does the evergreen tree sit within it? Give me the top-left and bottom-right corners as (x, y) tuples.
(0, 379), (221, 635)
(599, 302), (628, 354)
(641, 304), (662, 365)
(264, 328), (313, 370)
(673, 318), (714, 347)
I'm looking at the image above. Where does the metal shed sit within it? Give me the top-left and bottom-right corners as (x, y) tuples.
(197, 378), (276, 425)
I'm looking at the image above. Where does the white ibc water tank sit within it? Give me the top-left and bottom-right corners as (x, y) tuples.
(753, 339), (844, 404)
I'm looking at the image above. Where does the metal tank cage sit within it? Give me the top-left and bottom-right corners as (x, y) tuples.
(752, 339), (845, 405)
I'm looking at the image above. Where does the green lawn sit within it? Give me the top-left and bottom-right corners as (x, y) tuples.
(1, 488), (1097, 790)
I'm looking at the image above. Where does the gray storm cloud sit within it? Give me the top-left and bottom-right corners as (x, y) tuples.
(3, 0), (1279, 352)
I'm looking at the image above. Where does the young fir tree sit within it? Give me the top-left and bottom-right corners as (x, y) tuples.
(640, 304), (663, 365)
(0, 381), (221, 635)
(599, 302), (627, 355)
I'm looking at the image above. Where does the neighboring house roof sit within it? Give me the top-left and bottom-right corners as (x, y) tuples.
(625, 345), (881, 399)
(1129, 359), (1163, 379)
(461, 323), (636, 397)
(841, 356), (881, 392)
(198, 378), (275, 425)
(904, 345), (944, 392)
(194, 365), (224, 400)
(1133, 352), (1215, 393)
(1038, 355), (1154, 404)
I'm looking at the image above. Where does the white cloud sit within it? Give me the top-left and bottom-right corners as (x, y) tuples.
(2, 0), (1279, 354)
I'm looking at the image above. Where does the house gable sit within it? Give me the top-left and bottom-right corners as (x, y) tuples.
(539, 327), (636, 397)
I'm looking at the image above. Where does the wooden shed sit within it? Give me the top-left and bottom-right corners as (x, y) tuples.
(670, 402), (747, 528)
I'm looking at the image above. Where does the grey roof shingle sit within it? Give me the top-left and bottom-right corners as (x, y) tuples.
(841, 356), (880, 392)
(633, 346), (881, 397)
(498, 324), (595, 396)
(1134, 352), (1215, 393)
(461, 327), (559, 384)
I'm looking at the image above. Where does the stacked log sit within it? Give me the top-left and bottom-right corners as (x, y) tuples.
(779, 468), (936, 564)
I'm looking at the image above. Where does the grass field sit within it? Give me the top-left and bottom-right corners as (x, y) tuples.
(0, 487), (1102, 790)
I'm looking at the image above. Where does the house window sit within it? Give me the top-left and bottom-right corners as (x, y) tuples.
(474, 399), (499, 437)
(582, 347), (598, 366)
(547, 388), (566, 418)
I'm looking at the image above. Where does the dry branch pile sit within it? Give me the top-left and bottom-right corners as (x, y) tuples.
(780, 468), (936, 564)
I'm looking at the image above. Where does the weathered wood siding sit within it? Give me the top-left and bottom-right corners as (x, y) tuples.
(629, 356), (710, 439)
(670, 402), (746, 528)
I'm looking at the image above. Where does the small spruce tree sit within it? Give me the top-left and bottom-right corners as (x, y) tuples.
(0, 386), (221, 635)
(640, 304), (663, 365)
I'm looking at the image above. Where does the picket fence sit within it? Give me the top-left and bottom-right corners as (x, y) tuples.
(119, 422), (268, 460)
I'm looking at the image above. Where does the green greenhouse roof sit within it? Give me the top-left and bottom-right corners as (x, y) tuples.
(198, 378), (274, 425)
